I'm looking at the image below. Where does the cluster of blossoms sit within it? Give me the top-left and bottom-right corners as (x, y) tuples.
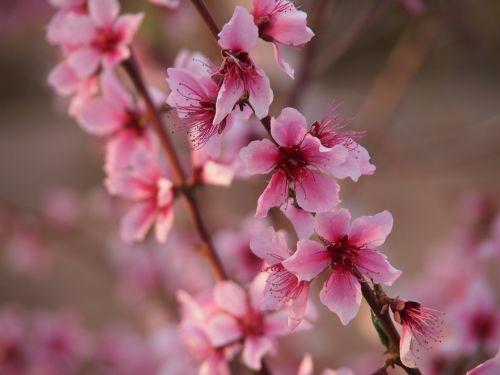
(42, 0), (500, 374)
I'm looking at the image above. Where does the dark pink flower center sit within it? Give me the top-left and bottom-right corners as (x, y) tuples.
(92, 27), (121, 53)
(470, 312), (495, 341)
(240, 310), (264, 337)
(277, 145), (309, 181)
(124, 111), (146, 136)
(325, 235), (360, 271)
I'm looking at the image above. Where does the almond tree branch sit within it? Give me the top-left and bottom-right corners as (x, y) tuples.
(122, 53), (228, 282)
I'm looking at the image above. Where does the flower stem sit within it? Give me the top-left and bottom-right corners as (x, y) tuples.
(122, 53), (228, 282)
(189, 0), (220, 40)
(358, 278), (422, 375)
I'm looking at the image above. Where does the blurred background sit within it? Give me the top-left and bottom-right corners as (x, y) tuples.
(1, 0), (499, 373)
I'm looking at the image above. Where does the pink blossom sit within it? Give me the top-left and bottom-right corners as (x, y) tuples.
(41, 187), (81, 230)
(0, 309), (26, 375)
(96, 328), (160, 375)
(250, 226), (311, 330)
(448, 280), (500, 354)
(147, 0), (180, 9)
(29, 312), (90, 375)
(391, 300), (443, 368)
(297, 353), (353, 375)
(283, 209), (401, 325)
(215, 6), (273, 125)
(176, 290), (235, 375)
(253, 0), (314, 78)
(466, 347), (500, 375)
(207, 275), (304, 370)
(309, 104), (375, 182)
(215, 217), (269, 282)
(76, 68), (159, 172)
(5, 225), (47, 275)
(281, 199), (314, 239)
(105, 146), (176, 243)
(64, 0), (144, 79)
(240, 107), (343, 217)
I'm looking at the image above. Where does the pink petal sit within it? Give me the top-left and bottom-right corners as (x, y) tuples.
(349, 210), (393, 248)
(242, 335), (275, 371)
(166, 67), (210, 109)
(267, 10), (314, 46)
(102, 44), (130, 67)
(105, 173), (152, 200)
(88, 0), (119, 27)
(281, 200), (314, 239)
(283, 239), (329, 281)
(57, 13), (97, 45)
(297, 354), (314, 375)
(315, 209), (351, 243)
(255, 170), (288, 218)
(319, 270), (362, 325)
(48, 62), (80, 96)
(356, 249), (401, 285)
(295, 170), (340, 213)
(272, 43), (294, 78)
(239, 139), (279, 175)
(218, 6), (258, 52)
(206, 313), (242, 347)
(213, 281), (248, 317)
(288, 282), (310, 330)
(155, 205), (174, 243)
(201, 161), (234, 187)
(400, 324), (417, 368)
(250, 226), (290, 265)
(114, 13), (144, 44)
(120, 201), (156, 243)
(67, 47), (100, 79)
(264, 309), (290, 336)
(105, 131), (137, 172)
(100, 68), (134, 108)
(76, 97), (126, 135)
(214, 73), (244, 125)
(466, 348), (500, 375)
(252, 0), (276, 17)
(270, 107), (307, 147)
(247, 68), (273, 120)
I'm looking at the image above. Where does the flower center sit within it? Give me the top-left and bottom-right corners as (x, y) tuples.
(278, 145), (309, 180)
(326, 235), (358, 270)
(240, 310), (264, 337)
(471, 312), (495, 341)
(92, 28), (120, 53)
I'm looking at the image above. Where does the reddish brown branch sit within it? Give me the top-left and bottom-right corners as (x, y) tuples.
(122, 54), (228, 282)
(190, 0), (220, 40)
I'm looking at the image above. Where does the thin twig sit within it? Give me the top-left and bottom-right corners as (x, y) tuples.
(122, 54), (228, 282)
(190, 0), (220, 40)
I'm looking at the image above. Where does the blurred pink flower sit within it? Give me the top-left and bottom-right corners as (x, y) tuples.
(283, 209), (401, 325)
(41, 187), (81, 230)
(105, 146), (176, 243)
(215, 6), (273, 124)
(4, 225), (47, 275)
(253, 0), (314, 78)
(0, 309), (26, 375)
(448, 280), (500, 355)
(240, 107), (344, 217)
(297, 353), (353, 375)
(64, 0), (144, 79)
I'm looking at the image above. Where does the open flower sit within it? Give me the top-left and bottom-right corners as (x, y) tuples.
(215, 6), (273, 125)
(65, 0), (144, 79)
(391, 299), (443, 368)
(250, 226), (311, 330)
(240, 107), (343, 217)
(283, 209), (401, 325)
(75, 69), (160, 172)
(207, 275), (309, 371)
(105, 146), (175, 243)
(252, 0), (314, 78)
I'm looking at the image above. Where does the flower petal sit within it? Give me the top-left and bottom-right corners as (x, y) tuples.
(356, 249), (401, 285)
(155, 205), (174, 243)
(120, 201), (156, 243)
(255, 170), (288, 218)
(214, 73), (244, 125)
(319, 270), (361, 325)
(400, 323), (418, 368)
(48, 62), (79, 96)
(213, 281), (248, 317)
(315, 209), (351, 243)
(240, 139), (279, 175)
(206, 313), (242, 347)
(114, 13), (144, 45)
(283, 239), (329, 281)
(88, 0), (119, 27)
(242, 335), (275, 371)
(247, 68), (273, 120)
(349, 210), (393, 248)
(218, 6), (258, 52)
(250, 226), (290, 265)
(272, 43), (294, 79)
(76, 97), (126, 135)
(295, 170), (340, 213)
(281, 200), (314, 239)
(270, 107), (307, 147)
(267, 10), (314, 46)
(67, 47), (100, 79)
